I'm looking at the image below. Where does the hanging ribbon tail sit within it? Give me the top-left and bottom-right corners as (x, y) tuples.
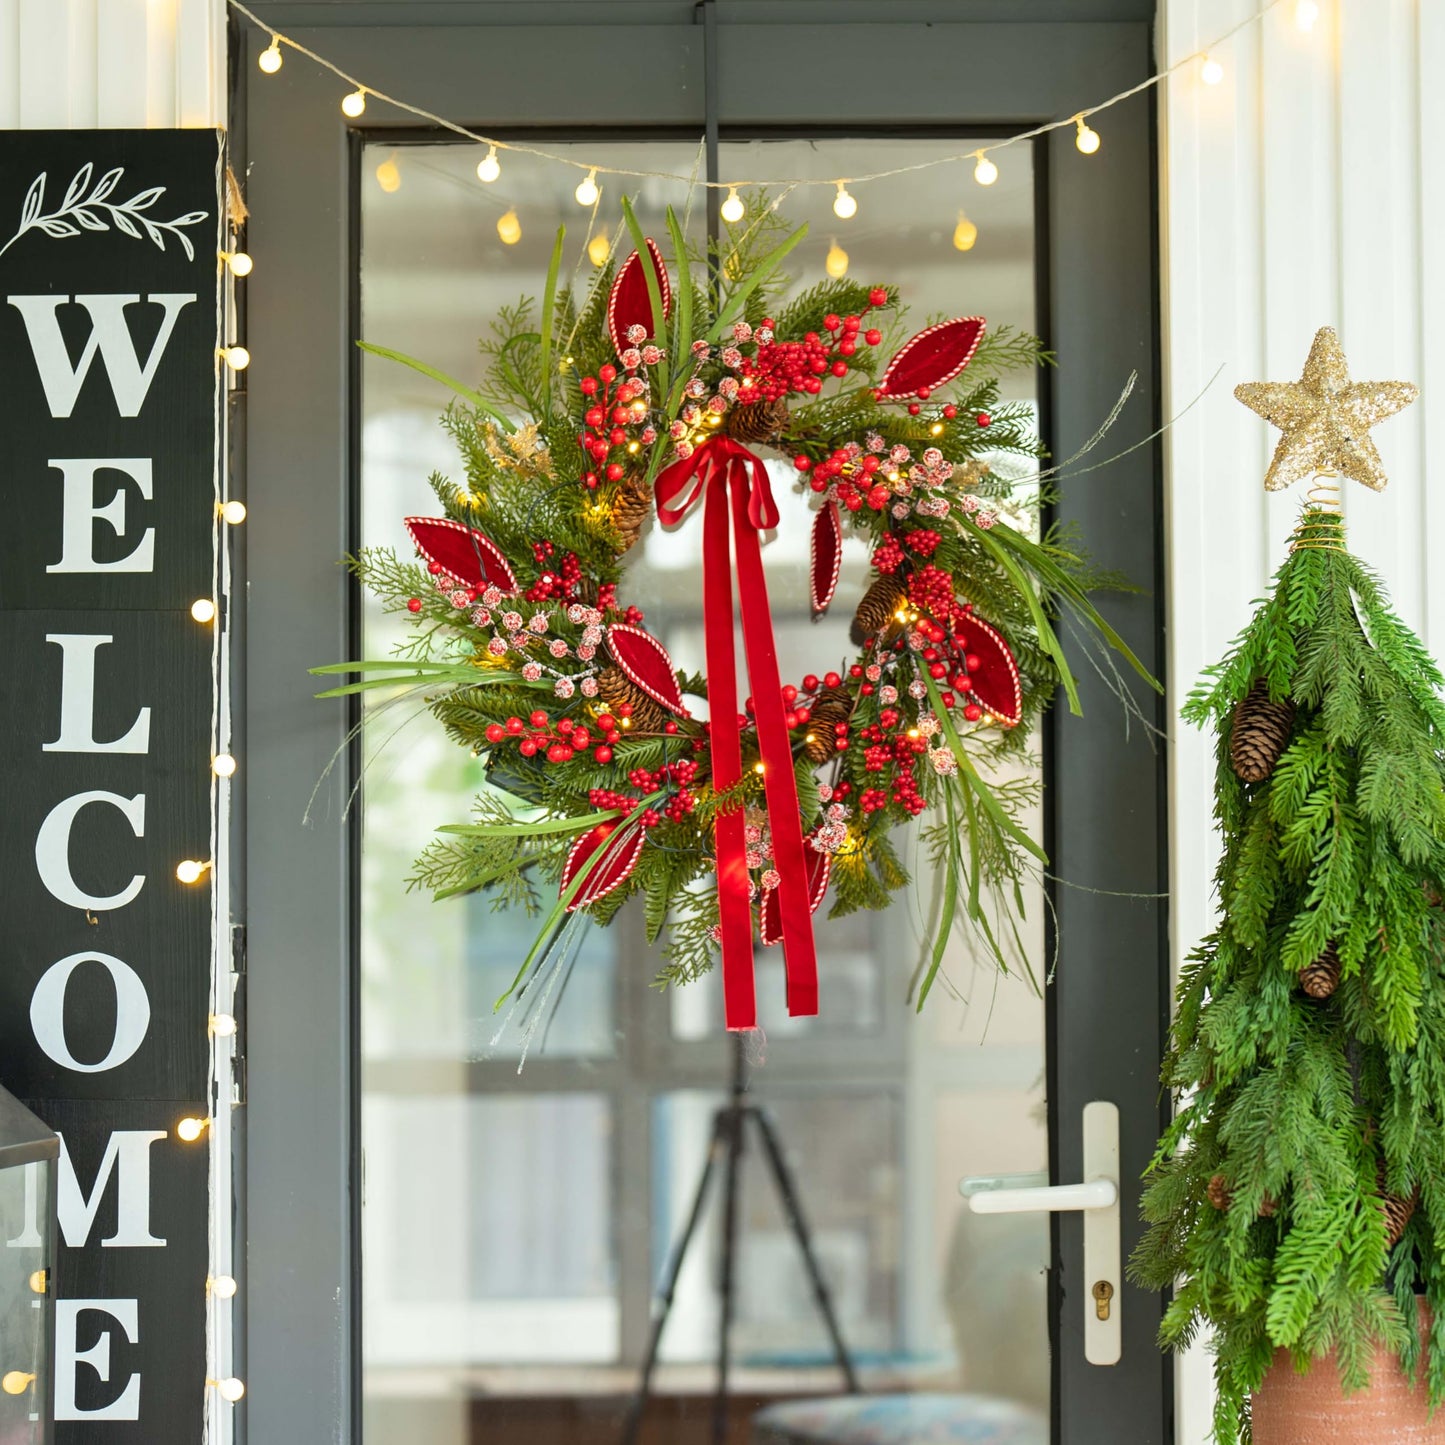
(654, 438), (820, 1027)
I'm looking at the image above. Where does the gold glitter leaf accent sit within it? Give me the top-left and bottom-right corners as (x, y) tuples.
(1234, 326), (1417, 493)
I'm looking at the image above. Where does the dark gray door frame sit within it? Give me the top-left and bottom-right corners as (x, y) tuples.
(237, 11), (1167, 1444)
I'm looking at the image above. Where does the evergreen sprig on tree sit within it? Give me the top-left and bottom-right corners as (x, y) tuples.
(1130, 329), (1443, 1442)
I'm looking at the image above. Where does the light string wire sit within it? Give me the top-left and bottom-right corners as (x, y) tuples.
(228, 0), (1290, 191)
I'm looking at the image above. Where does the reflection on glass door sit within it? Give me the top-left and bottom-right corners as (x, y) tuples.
(358, 135), (1048, 1445)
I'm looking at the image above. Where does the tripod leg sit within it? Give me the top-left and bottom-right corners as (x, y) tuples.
(619, 1111), (726, 1445)
(714, 1102), (745, 1445)
(752, 1106), (861, 1394)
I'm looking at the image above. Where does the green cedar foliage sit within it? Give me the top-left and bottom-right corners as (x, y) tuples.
(1131, 509), (1445, 1440)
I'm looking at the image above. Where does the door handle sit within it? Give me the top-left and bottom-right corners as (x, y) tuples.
(957, 1100), (1121, 1366)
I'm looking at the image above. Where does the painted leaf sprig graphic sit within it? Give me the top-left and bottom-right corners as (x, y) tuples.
(0, 163), (209, 261)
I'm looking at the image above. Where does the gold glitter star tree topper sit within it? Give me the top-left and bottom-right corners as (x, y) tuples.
(1234, 326), (1418, 493)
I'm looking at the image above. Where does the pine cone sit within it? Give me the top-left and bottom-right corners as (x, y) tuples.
(724, 397), (791, 446)
(609, 476), (654, 555)
(596, 665), (669, 734)
(1229, 680), (1295, 783)
(572, 575), (600, 608)
(1300, 942), (1341, 1000)
(801, 685), (851, 765)
(1207, 1173), (1233, 1211)
(851, 573), (909, 646)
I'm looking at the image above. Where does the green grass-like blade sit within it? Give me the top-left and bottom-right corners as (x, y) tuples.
(357, 341), (514, 430)
(707, 224), (808, 343)
(538, 224), (565, 416)
(438, 809), (623, 838)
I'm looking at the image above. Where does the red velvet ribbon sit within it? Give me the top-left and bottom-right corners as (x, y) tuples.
(654, 437), (820, 1029)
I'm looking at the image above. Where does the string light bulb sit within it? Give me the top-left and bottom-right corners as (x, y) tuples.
(720, 188), (744, 224)
(341, 88), (367, 118)
(496, 209), (521, 245)
(210, 1013), (238, 1038)
(190, 598), (216, 624)
(575, 169), (599, 206)
(476, 146), (501, 183)
(175, 859), (211, 885)
(973, 152), (998, 186)
(952, 213), (978, 252)
(211, 1377), (246, 1403)
(27, 1271), (46, 1295)
(176, 1116), (209, 1142)
(219, 346), (250, 371)
(221, 250), (252, 277)
(212, 754), (237, 778)
(257, 39), (282, 73)
(1201, 55), (1224, 85)
(210, 1275), (238, 1299)
(1, 1373), (34, 1396)
(375, 155), (401, 193)
(832, 181), (857, 219)
(1295, 0), (1319, 29)
(221, 499), (247, 525)
(825, 239), (849, 278)
(587, 232), (611, 267)
(1075, 117), (1101, 154)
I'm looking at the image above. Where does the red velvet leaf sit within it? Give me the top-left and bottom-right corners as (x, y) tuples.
(810, 501), (842, 614)
(607, 238), (673, 354)
(759, 842), (831, 946)
(876, 317), (987, 399)
(404, 517), (518, 594)
(607, 625), (690, 716)
(562, 821), (646, 912)
(955, 610), (1022, 728)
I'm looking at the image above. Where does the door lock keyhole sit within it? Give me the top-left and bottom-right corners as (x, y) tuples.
(1092, 1279), (1115, 1321)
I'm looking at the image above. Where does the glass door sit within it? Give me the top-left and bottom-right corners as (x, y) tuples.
(239, 11), (1166, 1445)
(356, 134), (1051, 1444)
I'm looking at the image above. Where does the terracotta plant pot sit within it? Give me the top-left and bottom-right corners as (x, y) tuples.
(1254, 1310), (1445, 1445)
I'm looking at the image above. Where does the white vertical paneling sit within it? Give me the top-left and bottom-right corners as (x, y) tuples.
(1160, 0), (1439, 1440)
(0, 0), (223, 128)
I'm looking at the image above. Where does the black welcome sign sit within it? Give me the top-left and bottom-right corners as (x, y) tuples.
(0, 130), (223, 1443)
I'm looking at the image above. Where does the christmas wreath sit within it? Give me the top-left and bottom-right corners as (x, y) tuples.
(319, 199), (1154, 1030)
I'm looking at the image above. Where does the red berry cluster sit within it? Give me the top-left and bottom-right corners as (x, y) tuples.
(579, 362), (646, 489)
(483, 709), (619, 765)
(590, 756), (699, 828)
(908, 563), (955, 622)
(906, 529), (941, 557)
(524, 547), (584, 602)
(588, 790), (663, 828)
(853, 715), (928, 816)
(872, 535), (905, 574)
(739, 291), (887, 404)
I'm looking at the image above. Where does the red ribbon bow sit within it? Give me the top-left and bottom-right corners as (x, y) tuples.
(654, 436), (820, 1029)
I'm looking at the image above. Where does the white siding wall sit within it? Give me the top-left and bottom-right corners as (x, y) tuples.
(0, 0), (225, 128)
(1157, 0), (1444, 1439)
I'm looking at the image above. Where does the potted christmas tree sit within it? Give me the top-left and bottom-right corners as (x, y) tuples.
(1131, 328), (1445, 1444)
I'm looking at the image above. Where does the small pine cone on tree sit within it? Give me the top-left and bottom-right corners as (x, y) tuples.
(724, 397), (791, 446)
(801, 685), (851, 765)
(1300, 942), (1341, 1000)
(571, 574), (600, 608)
(1229, 679), (1296, 783)
(851, 573), (909, 646)
(1377, 1164), (1419, 1248)
(609, 476), (654, 555)
(596, 665), (669, 734)
(1206, 1173), (1233, 1211)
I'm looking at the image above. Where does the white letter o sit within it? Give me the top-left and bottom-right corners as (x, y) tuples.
(30, 953), (151, 1073)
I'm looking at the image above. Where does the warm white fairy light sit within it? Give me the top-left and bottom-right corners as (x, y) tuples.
(587, 232), (611, 267)
(212, 1377), (245, 1403)
(1201, 55), (1224, 84)
(973, 152), (998, 186)
(497, 209), (521, 245)
(575, 169), (599, 206)
(832, 181), (857, 219)
(720, 187), (744, 223)
(176, 1116), (210, 1142)
(340, 87), (366, 118)
(211, 1275), (239, 1299)
(219, 345), (250, 371)
(825, 240), (848, 278)
(1, 1373), (34, 1396)
(191, 598), (217, 623)
(257, 38), (282, 73)
(375, 155), (401, 192)
(221, 499), (247, 524)
(212, 754), (237, 778)
(952, 213), (978, 252)
(476, 145), (501, 183)
(210, 1013), (238, 1038)
(1075, 117), (1101, 154)
(175, 859), (211, 885)
(221, 250), (252, 276)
